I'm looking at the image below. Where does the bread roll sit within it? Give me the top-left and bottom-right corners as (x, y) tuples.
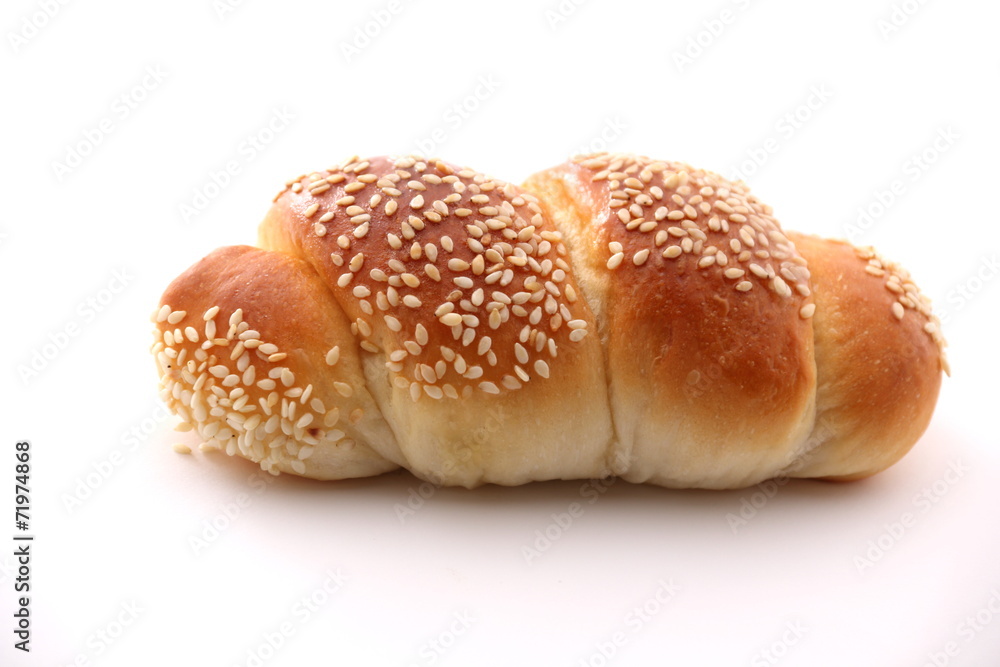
(151, 153), (946, 489)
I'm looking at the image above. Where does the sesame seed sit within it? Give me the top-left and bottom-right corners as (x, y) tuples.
(357, 318), (374, 338)
(639, 221), (658, 233)
(892, 302), (905, 319)
(633, 249), (651, 266)
(438, 312), (462, 327)
(865, 264), (885, 277)
(607, 252), (625, 269)
(800, 303), (817, 319)
(663, 246), (682, 259)
(325, 347), (340, 365)
(772, 275), (792, 297)
(514, 343), (529, 364)
(735, 281), (753, 292)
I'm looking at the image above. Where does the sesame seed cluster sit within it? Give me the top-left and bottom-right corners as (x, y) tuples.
(152, 303), (352, 475)
(274, 155), (591, 401)
(572, 153), (817, 318)
(569, 152), (945, 357)
(151, 152), (948, 480)
(855, 246), (948, 368)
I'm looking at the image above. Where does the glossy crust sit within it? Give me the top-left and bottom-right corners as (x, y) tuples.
(151, 154), (946, 488)
(787, 233), (943, 481)
(153, 245), (399, 479)
(156, 157), (615, 487)
(523, 157), (817, 488)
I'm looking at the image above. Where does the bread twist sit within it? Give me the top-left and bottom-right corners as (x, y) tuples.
(151, 154), (946, 489)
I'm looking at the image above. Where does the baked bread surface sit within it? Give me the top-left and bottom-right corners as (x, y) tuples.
(151, 154), (946, 488)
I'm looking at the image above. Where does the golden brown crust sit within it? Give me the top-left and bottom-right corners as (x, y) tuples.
(152, 245), (399, 478)
(260, 156), (596, 398)
(788, 233), (944, 480)
(254, 156), (615, 486)
(151, 153), (946, 488)
(524, 156), (817, 488)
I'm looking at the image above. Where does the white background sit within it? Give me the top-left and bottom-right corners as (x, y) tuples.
(2, 0), (999, 665)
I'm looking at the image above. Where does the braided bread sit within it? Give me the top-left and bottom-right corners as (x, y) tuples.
(151, 154), (946, 489)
